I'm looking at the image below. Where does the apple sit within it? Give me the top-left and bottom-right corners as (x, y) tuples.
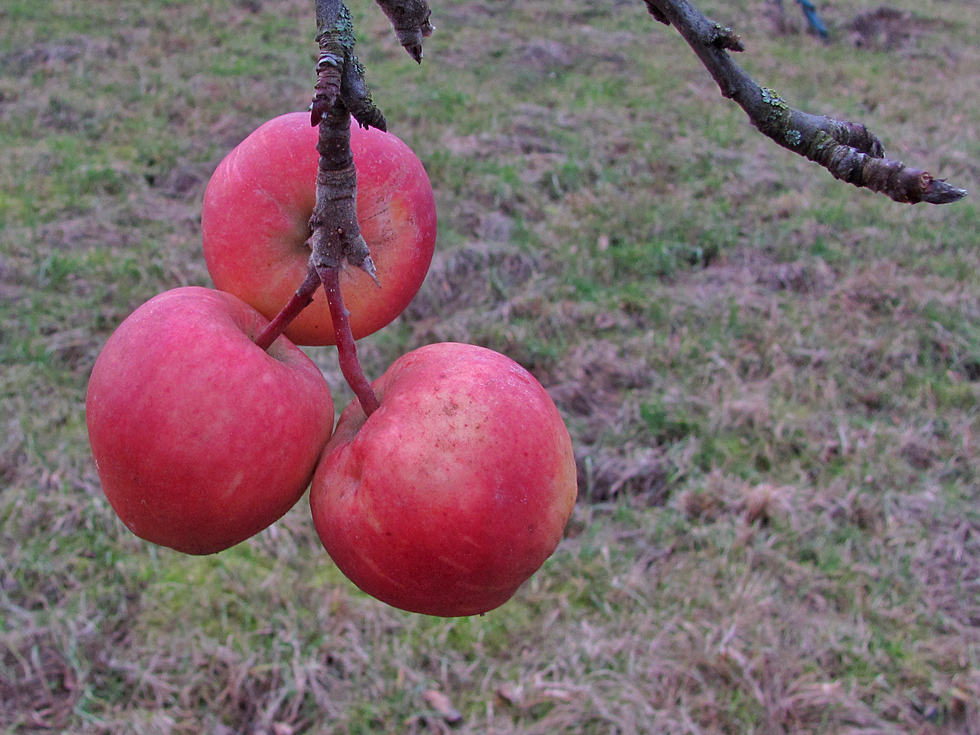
(201, 112), (437, 346)
(86, 286), (334, 555)
(310, 342), (578, 617)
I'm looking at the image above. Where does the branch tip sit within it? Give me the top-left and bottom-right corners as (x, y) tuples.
(647, 0), (965, 205)
(918, 177), (968, 205)
(373, 0), (433, 62)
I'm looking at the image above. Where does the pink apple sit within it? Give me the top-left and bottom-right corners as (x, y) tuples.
(201, 112), (437, 346)
(86, 286), (334, 555)
(310, 342), (578, 617)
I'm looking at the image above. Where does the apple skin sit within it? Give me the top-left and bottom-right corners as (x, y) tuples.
(86, 286), (334, 555)
(310, 342), (578, 617)
(201, 112), (437, 346)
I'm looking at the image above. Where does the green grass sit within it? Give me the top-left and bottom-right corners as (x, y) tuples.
(3, 0), (980, 732)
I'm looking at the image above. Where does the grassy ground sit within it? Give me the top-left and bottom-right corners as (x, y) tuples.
(2, 0), (979, 732)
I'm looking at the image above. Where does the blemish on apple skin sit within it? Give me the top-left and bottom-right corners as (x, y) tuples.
(359, 553), (404, 590)
(222, 470), (246, 499)
(438, 553), (477, 573)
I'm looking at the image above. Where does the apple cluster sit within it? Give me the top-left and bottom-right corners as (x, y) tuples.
(86, 113), (578, 617)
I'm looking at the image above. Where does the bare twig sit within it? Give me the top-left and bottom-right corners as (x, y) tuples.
(644, 0), (967, 204)
(311, 0), (346, 125)
(373, 0), (434, 63)
(310, 1), (378, 280)
(308, 0), (383, 414)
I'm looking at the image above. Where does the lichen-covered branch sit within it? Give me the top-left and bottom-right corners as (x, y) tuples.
(311, 0), (347, 125)
(373, 0), (434, 63)
(644, 0), (967, 204)
(311, 0), (386, 130)
(309, 0), (383, 280)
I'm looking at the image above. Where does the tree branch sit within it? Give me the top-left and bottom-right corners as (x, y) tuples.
(644, 0), (967, 205)
(311, 0), (346, 125)
(312, 0), (387, 130)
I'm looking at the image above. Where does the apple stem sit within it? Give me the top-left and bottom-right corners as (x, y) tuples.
(252, 257), (381, 417)
(316, 264), (381, 416)
(253, 269), (322, 352)
(252, 0), (384, 416)
(306, 17), (385, 418)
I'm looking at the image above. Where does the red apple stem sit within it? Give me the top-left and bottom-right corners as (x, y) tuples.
(253, 268), (322, 352)
(316, 264), (381, 416)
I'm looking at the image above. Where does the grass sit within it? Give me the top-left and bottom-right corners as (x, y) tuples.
(2, 0), (980, 732)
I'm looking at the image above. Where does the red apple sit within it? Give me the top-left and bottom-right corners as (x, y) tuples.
(86, 286), (334, 555)
(201, 112), (437, 346)
(310, 342), (578, 617)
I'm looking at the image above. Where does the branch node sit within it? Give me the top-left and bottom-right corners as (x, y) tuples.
(709, 23), (744, 51)
(643, 0), (671, 25)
